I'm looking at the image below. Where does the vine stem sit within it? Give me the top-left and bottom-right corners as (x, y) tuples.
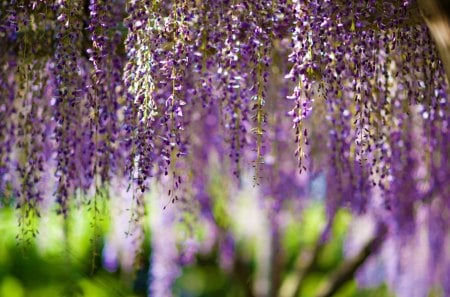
(315, 224), (387, 297)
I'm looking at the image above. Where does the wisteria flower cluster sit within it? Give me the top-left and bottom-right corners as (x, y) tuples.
(0, 0), (449, 296)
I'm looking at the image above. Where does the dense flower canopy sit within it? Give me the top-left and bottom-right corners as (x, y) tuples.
(0, 0), (449, 296)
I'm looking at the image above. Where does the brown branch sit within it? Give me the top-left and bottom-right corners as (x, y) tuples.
(315, 224), (387, 297)
(233, 251), (256, 297)
(269, 226), (283, 297)
(278, 225), (328, 297)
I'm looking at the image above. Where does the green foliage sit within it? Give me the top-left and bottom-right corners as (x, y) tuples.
(0, 198), (393, 297)
(0, 205), (138, 297)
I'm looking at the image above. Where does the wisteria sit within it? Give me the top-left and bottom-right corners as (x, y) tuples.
(1, 0), (450, 296)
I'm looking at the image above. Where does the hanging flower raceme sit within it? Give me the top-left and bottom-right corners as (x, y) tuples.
(216, 1), (249, 179)
(53, 0), (90, 216)
(245, 1), (273, 185)
(87, 0), (125, 185)
(158, 0), (195, 204)
(123, 0), (197, 206)
(286, 0), (323, 174)
(123, 0), (158, 194)
(15, 57), (48, 241)
(10, 3), (54, 242)
(0, 60), (16, 202)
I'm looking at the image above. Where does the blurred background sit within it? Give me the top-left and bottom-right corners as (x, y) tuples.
(0, 177), (398, 297)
